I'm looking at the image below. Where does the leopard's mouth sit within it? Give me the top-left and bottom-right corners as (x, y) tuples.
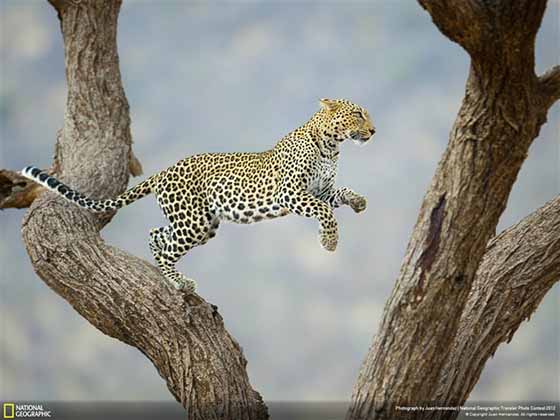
(350, 132), (372, 146)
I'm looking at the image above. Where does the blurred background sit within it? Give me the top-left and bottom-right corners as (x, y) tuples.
(1, 0), (558, 404)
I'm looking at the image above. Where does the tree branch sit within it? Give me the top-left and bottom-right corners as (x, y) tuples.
(0, 169), (43, 209)
(539, 65), (560, 109)
(46, 0), (67, 15)
(431, 196), (560, 418)
(418, 0), (547, 64)
(417, 0), (487, 56)
(18, 1), (267, 418)
(22, 196), (267, 419)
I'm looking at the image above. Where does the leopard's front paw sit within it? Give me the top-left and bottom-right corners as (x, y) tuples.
(349, 195), (367, 213)
(319, 229), (339, 252)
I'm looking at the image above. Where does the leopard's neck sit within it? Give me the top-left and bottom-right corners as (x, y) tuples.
(302, 112), (339, 159)
(274, 111), (339, 160)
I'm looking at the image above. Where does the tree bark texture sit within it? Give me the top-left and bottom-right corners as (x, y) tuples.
(432, 196), (560, 415)
(0, 170), (43, 209)
(348, 1), (559, 419)
(20, 2), (268, 419)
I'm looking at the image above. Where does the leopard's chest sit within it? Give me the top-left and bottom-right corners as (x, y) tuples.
(307, 157), (337, 199)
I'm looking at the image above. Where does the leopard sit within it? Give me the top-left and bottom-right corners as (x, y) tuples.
(22, 98), (376, 293)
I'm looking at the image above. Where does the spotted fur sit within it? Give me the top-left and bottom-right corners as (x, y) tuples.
(22, 98), (375, 292)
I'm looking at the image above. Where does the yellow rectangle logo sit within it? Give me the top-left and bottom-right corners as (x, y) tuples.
(3, 403), (14, 419)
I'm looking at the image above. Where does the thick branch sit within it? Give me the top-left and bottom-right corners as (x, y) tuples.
(47, 0), (67, 17)
(539, 65), (560, 109)
(19, 1), (267, 418)
(418, 0), (547, 62)
(417, 0), (487, 55)
(0, 170), (43, 209)
(431, 196), (560, 417)
(22, 196), (267, 419)
(348, 2), (555, 419)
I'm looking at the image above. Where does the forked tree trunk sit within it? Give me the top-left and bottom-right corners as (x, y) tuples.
(18, 1), (268, 419)
(347, 1), (560, 419)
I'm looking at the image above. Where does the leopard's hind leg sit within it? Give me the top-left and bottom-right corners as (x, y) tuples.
(149, 212), (220, 292)
(149, 226), (172, 254)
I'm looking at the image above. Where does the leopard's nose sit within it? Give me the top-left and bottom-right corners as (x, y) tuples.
(369, 128), (376, 135)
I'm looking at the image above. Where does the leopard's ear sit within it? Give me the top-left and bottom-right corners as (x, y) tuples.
(319, 98), (341, 112)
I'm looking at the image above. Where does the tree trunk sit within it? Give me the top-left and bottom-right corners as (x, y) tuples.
(19, 1), (268, 419)
(347, 1), (560, 419)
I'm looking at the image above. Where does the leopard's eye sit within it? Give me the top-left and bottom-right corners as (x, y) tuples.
(353, 111), (364, 120)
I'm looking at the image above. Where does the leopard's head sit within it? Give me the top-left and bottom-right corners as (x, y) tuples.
(317, 98), (375, 145)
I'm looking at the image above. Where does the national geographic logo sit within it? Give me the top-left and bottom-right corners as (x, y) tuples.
(2, 403), (52, 418)
(2, 404), (13, 419)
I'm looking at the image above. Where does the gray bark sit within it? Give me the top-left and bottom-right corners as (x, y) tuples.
(348, 1), (560, 419)
(19, 1), (268, 419)
(433, 196), (560, 414)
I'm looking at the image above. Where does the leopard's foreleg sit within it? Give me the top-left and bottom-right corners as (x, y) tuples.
(327, 187), (367, 213)
(280, 189), (339, 251)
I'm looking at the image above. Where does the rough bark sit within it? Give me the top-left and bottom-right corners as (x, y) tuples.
(539, 65), (560, 109)
(0, 170), (43, 209)
(348, 1), (559, 419)
(18, 1), (268, 419)
(431, 196), (560, 417)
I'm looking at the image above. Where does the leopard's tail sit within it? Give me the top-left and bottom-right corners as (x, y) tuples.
(21, 166), (157, 212)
